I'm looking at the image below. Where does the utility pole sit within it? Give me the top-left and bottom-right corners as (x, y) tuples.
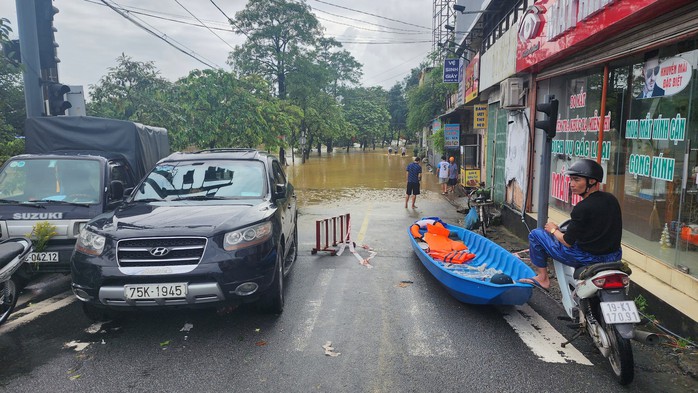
(16, 0), (44, 118)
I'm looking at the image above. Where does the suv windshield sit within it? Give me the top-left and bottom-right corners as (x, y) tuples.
(0, 158), (101, 204)
(134, 160), (266, 202)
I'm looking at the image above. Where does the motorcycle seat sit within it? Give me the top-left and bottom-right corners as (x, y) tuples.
(0, 242), (25, 270)
(574, 261), (625, 280)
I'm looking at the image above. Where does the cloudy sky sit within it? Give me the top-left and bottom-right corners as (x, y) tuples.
(5, 0), (434, 99)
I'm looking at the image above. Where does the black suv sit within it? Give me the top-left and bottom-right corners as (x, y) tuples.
(70, 149), (298, 318)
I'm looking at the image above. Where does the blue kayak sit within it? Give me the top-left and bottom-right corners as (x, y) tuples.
(409, 219), (536, 305)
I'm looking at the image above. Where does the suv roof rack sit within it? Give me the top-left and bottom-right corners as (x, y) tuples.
(193, 148), (258, 154)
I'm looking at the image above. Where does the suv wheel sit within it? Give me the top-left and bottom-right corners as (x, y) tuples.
(261, 243), (285, 314)
(286, 220), (298, 267)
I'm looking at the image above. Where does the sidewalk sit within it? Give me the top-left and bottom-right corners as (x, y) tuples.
(438, 183), (697, 382)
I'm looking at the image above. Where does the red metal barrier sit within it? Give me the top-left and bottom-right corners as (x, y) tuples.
(311, 213), (350, 255)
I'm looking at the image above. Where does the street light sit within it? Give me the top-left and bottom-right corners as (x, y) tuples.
(453, 5), (497, 14)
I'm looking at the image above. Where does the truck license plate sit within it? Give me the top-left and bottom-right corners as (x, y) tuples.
(124, 283), (188, 300)
(27, 252), (59, 263)
(600, 301), (641, 324)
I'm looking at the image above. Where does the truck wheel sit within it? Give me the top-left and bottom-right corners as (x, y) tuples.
(261, 243), (285, 315)
(0, 278), (19, 325)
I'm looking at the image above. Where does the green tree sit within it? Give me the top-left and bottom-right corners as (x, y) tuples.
(0, 18), (25, 144)
(88, 54), (176, 126)
(406, 65), (455, 134)
(387, 83), (407, 145)
(228, 0), (322, 100)
(342, 87), (390, 150)
(172, 69), (298, 150)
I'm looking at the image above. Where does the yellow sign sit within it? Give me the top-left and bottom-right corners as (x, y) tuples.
(474, 105), (487, 129)
(464, 169), (481, 187)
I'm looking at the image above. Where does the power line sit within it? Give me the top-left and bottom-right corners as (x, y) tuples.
(313, 8), (426, 34)
(364, 50), (429, 82)
(310, 0), (431, 31)
(98, 0), (220, 69)
(208, 0), (251, 40)
(174, 0), (235, 50)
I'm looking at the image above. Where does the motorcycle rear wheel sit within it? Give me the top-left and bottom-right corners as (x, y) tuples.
(0, 278), (18, 325)
(601, 317), (635, 385)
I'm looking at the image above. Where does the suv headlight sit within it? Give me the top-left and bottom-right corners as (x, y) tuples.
(224, 222), (273, 251)
(76, 228), (106, 256)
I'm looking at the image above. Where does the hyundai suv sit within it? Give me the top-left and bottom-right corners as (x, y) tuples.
(70, 148), (298, 318)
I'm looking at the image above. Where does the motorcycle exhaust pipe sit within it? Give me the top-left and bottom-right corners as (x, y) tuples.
(632, 328), (660, 345)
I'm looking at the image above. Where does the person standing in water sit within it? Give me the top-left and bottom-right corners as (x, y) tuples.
(405, 156), (422, 209)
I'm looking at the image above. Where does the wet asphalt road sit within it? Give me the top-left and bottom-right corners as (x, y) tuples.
(0, 187), (695, 393)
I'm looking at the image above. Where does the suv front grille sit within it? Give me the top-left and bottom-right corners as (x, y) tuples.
(117, 237), (207, 267)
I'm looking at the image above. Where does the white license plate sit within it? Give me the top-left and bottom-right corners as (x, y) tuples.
(124, 283), (188, 300)
(26, 252), (59, 263)
(600, 301), (641, 324)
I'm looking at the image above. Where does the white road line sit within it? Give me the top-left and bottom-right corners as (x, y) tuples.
(293, 269), (334, 351)
(405, 294), (456, 358)
(0, 291), (77, 334)
(499, 303), (593, 365)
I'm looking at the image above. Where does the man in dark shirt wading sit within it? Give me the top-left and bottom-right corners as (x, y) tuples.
(405, 157), (422, 209)
(520, 159), (623, 290)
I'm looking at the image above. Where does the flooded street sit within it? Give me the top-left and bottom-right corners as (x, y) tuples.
(286, 148), (441, 206)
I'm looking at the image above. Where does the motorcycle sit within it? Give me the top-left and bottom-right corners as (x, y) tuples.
(0, 237), (32, 326)
(554, 221), (656, 385)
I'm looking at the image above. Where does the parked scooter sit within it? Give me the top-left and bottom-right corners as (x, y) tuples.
(554, 221), (656, 385)
(0, 238), (32, 326)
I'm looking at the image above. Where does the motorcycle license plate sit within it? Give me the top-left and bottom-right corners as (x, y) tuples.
(600, 301), (641, 324)
(124, 283), (188, 300)
(27, 252), (59, 263)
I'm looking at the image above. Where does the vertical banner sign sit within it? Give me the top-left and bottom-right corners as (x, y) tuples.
(443, 58), (460, 83)
(474, 104), (488, 129)
(465, 53), (480, 103)
(444, 124), (460, 147)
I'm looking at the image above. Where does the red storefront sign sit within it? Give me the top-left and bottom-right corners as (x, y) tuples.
(464, 53), (480, 104)
(516, 0), (691, 73)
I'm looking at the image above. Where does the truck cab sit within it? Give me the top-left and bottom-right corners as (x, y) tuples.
(0, 152), (137, 276)
(0, 116), (169, 280)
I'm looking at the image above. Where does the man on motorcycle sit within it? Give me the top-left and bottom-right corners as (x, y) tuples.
(520, 159), (623, 290)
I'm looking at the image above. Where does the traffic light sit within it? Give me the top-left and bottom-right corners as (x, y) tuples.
(35, 0), (60, 69)
(535, 97), (559, 140)
(47, 82), (71, 115)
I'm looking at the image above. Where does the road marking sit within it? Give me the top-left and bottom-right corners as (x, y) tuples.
(499, 304), (593, 365)
(293, 269), (333, 352)
(406, 300), (456, 358)
(0, 291), (77, 334)
(355, 205), (372, 244)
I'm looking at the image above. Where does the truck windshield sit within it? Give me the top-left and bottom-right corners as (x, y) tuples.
(133, 160), (266, 202)
(0, 158), (102, 204)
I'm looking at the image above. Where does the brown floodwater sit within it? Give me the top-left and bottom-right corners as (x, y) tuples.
(285, 148), (440, 206)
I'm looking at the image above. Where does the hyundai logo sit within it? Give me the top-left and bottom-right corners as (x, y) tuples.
(149, 247), (170, 257)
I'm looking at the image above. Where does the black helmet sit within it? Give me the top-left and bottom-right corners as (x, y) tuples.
(566, 159), (604, 182)
(490, 273), (513, 285)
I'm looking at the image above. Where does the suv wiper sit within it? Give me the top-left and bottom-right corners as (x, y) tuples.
(175, 195), (229, 201)
(39, 200), (92, 207)
(132, 198), (165, 203)
(0, 199), (46, 208)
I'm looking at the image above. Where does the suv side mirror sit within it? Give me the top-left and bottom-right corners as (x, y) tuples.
(274, 183), (287, 198)
(110, 180), (125, 200)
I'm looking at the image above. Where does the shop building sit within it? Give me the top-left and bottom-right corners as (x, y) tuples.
(446, 0), (698, 336)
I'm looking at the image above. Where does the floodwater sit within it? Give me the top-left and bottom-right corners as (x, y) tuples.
(285, 148), (441, 206)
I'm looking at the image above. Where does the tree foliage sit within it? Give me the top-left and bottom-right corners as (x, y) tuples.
(406, 65), (455, 132)
(228, 0), (322, 100)
(0, 18), (25, 143)
(341, 87), (390, 149)
(88, 54), (176, 125)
